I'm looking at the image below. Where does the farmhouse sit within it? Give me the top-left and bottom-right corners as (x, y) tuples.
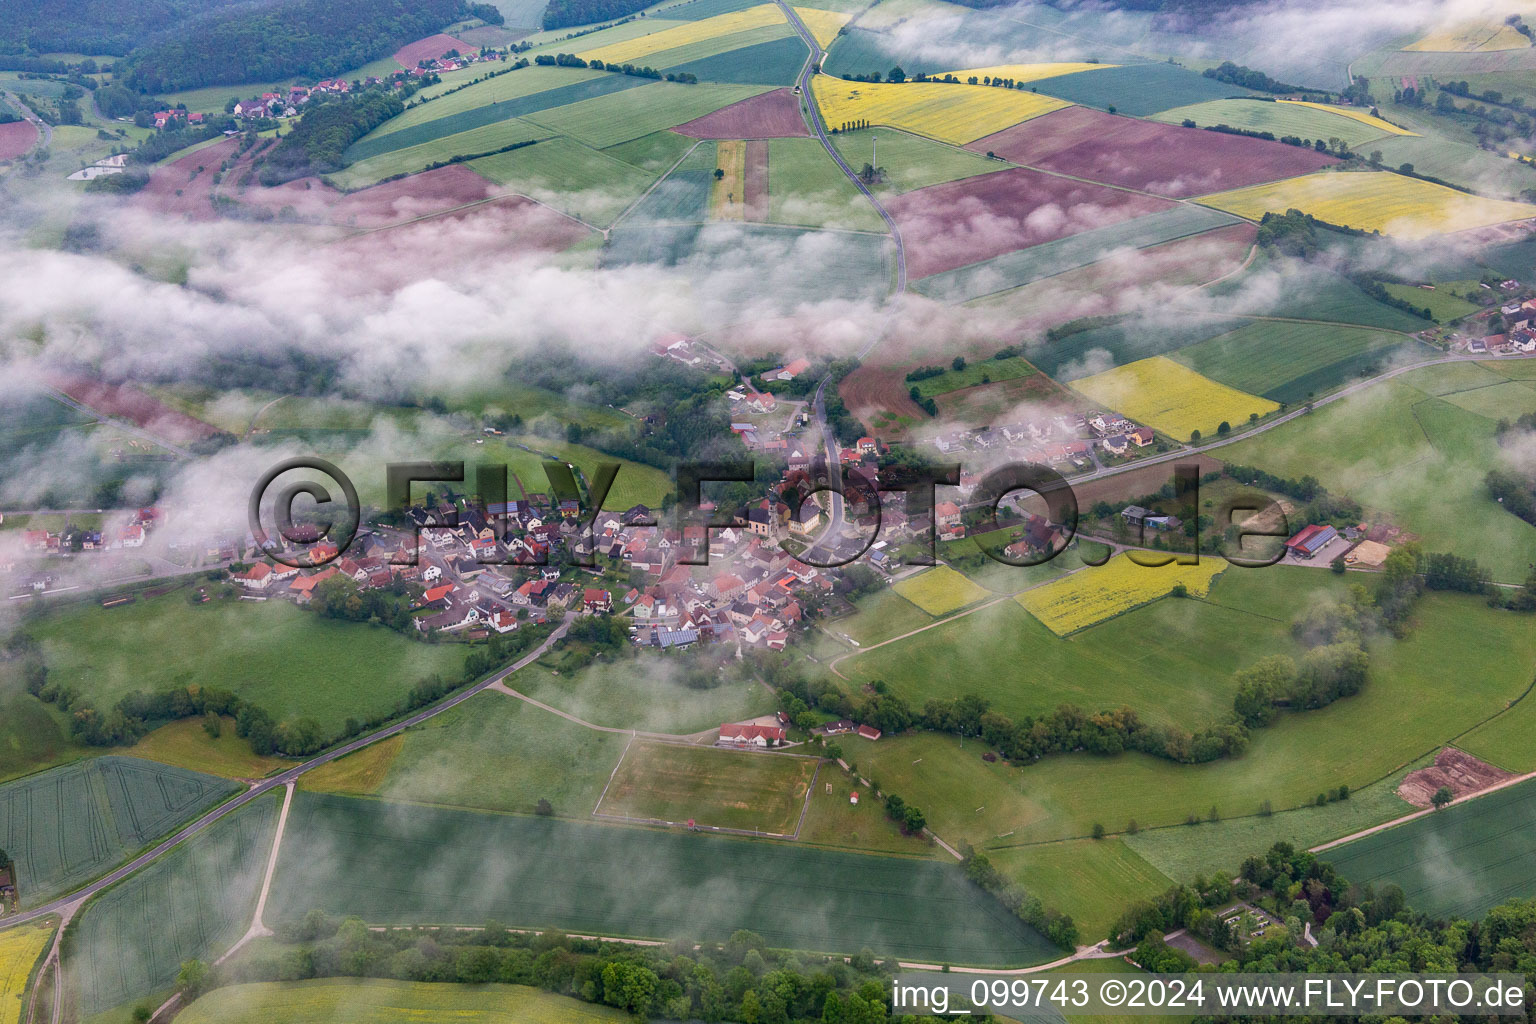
(230, 563), (273, 589)
(1285, 523), (1339, 559)
(719, 721), (786, 747)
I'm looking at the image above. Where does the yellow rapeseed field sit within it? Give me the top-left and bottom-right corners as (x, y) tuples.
(1073, 356), (1278, 442)
(0, 921), (52, 1024)
(711, 140), (746, 221)
(811, 75), (1070, 144)
(792, 7), (852, 50)
(1404, 21), (1531, 52)
(1018, 554), (1229, 636)
(578, 4), (785, 65)
(893, 565), (991, 616)
(940, 62), (1116, 84)
(1276, 100), (1418, 137)
(1197, 170), (1536, 241)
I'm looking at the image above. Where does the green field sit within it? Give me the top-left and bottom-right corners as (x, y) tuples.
(855, 593), (1536, 847)
(328, 691), (629, 818)
(990, 839), (1172, 941)
(1218, 366), (1536, 581)
(816, 587), (934, 650)
(621, 23), (796, 72)
(177, 980), (635, 1024)
(906, 355), (1038, 397)
(1206, 255), (1434, 331)
(1459, 686), (1536, 772)
(440, 433), (673, 508)
(1029, 63), (1257, 116)
(1150, 98), (1394, 148)
(468, 135), (659, 226)
(369, 66), (609, 142)
(602, 129), (697, 173)
(523, 81), (772, 148)
(842, 567), (1342, 731)
(1372, 131), (1536, 201)
(124, 717), (292, 779)
(622, 142), (713, 223)
(766, 137), (887, 232)
(1171, 320), (1420, 404)
(31, 591), (467, 735)
(1381, 281), (1481, 322)
(514, 655), (776, 734)
(332, 118), (550, 190)
(1323, 776), (1536, 919)
(267, 792), (1059, 964)
(831, 129), (1003, 194)
(68, 795), (278, 1017)
(665, 35), (810, 85)
(594, 741), (818, 833)
(914, 206), (1243, 303)
(0, 757), (237, 907)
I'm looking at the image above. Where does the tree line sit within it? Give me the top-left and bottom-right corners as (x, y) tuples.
(543, 0), (656, 30)
(257, 90), (405, 184)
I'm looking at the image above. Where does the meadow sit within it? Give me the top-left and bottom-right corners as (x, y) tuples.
(30, 591), (467, 734)
(512, 657), (776, 734)
(0, 757), (237, 907)
(594, 741), (819, 833)
(1171, 320), (1415, 404)
(765, 137), (887, 231)
(1205, 254), (1432, 331)
(906, 355), (1039, 397)
(838, 566), (1339, 731)
(989, 839), (1171, 941)
(830, 129), (1000, 194)
(1197, 170), (1536, 240)
(1217, 366), (1536, 581)
(811, 76), (1069, 145)
(1459, 687), (1536, 773)
(177, 980), (635, 1024)
(0, 920), (53, 1024)
(815, 587), (935, 651)
(1072, 357), (1278, 441)
(1323, 776), (1536, 919)
(304, 691), (629, 819)
(1016, 554), (1230, 635)
(793, 769), (932, 856)
(124, 717), (291, 779)
(913, 205), (1241, 303)
(1149, 98), (1401, 148)
(891, 565), (991, 615)
(1380, 281), (1480, 322)
(266, 792), (1061, 965)
(68, 796), (279, 1018)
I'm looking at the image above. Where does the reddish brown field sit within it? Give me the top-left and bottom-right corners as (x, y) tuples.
(1397, 748), (1513, 808)
(133, 138), (240, 220)
(968, 106), (1338, 198)
(233, 164), (496, 227)
(393, 33), (477, 68)
(675, 89), (808, 139)
(932, 372), (1072, 425)
(0, 120), (38, 161)
(744, 139), (768, 222)
(45, 374), (222, 443)
(840, 364), (929, 429)
(887, 166), (1174, 280)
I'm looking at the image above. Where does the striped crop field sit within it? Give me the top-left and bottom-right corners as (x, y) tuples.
(811, 75), (1069, 144)
(794, 7), (853, 49)
(711, 139), (747, 220)
(1276, 100), (1418, 136)
(1197, 170), (1536, 240)
(577, 4), (786, 64)
(941, 62), (1116, 84)
(1017, 554), (1229, 636)
(1150, 98), (1406, 149)
(1072, 355), (1279, 441)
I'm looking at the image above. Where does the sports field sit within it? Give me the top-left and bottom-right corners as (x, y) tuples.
(177, 980), (635, 1024)
(1016, 554), (1229, 635)
(1197, 170), (1536, 240)
(0, 920), (52, 1024)
(892, 565), (991, 615)
(912, 205), (1241, 303)
(1324, 776), (1536, 919)
(1072, 357), (1279, 441)
(0, 757), (237, 907)
(266, 792), (1060, 965)
(30, 591), (466, 735)
(811, 75), (1069, 145)
(594, 741), (818, 833)
(1171, 320), (1415, 404)
(69, 795), (279, 1017)
(1150, 98), (1403, 148)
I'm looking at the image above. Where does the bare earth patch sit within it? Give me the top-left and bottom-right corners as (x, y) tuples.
(1397, 747), (1513, 807)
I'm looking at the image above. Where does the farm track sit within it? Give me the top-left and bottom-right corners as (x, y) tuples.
(0, 614), (577, 932)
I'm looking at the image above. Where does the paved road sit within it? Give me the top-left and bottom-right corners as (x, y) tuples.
(0, 614), (576, 929)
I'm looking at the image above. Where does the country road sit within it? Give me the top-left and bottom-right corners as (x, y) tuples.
(0, 613), (577, 930)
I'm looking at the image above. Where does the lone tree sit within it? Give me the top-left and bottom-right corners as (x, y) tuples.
(713, 167), (724, 180)
(1432, 785), (1454, 809)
